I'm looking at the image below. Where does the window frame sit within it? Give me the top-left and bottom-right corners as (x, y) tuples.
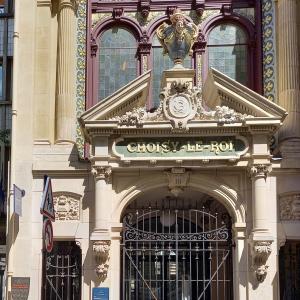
(201, 14), (258, 92)
(97, 26), (139, 102)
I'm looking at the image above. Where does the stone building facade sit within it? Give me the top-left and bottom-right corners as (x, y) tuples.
(5, 0), (300, 299)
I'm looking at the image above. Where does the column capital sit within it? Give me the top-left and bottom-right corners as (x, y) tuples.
(58, 0), (77, 11)
(248, 164), (272, 178)
(91, 166), (112, 183)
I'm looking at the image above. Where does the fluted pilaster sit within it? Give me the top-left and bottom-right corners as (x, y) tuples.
(278, 0), (300, 155)
(56, 0), (76, 143)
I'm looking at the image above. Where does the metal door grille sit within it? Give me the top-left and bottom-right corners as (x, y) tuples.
(122, 208), (233, 300)
(42, 241), (81, 300)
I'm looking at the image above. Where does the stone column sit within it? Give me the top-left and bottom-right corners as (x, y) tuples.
(249, 164), (271, 232)
(249, 164), (273, 283)
(55, 0), (76, 143)
(278, 0), (300, 156)
(91, 166), (112, 237)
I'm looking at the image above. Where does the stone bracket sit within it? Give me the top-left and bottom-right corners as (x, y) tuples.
(93, 240), (111, 281)
(250, 240), (272, 283)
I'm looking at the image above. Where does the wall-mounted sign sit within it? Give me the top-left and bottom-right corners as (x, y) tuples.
(11, 277), (30, 300)
(40, 176), (55, 221)
(13, 184), (25, 216)
(43, 218), (54, 253)
(113, 136), (248, 160)
(92, 287), (109, 300)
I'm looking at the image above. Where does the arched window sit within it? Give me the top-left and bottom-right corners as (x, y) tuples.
(98, 27), (138, 101)
(207, 23), (248, 85)
(151, 33), (192, 108)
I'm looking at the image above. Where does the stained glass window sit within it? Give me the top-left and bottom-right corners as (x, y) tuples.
(98, 27), (137, 101)
(152, 34), (192, 108)
(207, 24), (248, 85)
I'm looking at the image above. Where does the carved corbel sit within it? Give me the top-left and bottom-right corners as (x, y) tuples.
(221, 4), (232, 16)
(193, 0), (204, 17)
(93, 240), (111, 281)
(113, 7), (124, 19)
(251, 241), (272, 282)
(248, 164), (272, 179)
(139, 0), (150, 18)
(166, 167), (190, 197)
(91, 166), (112, 183)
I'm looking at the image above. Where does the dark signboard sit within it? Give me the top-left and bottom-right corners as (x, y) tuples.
(11, 277), (30, 300)
(92, 287), (109, 300)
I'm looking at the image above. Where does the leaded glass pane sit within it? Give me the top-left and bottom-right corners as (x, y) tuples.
(98, 27), (137, 101)
(208, 24), (247, 45)
(208, 24), (248, 85)
(152, 34), (191, 108)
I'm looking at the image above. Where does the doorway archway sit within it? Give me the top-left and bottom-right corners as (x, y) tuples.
(121, 190), (234, 300)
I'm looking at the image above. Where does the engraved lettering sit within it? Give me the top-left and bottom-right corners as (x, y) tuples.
(127, 142), (137, 153)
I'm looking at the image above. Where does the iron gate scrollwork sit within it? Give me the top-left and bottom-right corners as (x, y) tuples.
(122, 208), (233, 300)
(42, 241), (82, 300)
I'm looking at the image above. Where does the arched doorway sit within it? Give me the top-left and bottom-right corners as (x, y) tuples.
(121, 189), (233, 300)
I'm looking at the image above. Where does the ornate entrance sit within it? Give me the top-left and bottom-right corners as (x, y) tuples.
(121, 197), (233, 300)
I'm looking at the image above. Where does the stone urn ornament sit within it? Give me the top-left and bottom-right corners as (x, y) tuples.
(156, 9), (199, 67)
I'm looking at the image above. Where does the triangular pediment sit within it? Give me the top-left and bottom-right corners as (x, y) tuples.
(80, 70), (151, 123)
(203, 68), (287, 119)
(79, 67), (287, 139)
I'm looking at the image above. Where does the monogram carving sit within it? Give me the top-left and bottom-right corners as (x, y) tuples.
(280, 193), (300, 220)
(53, 192), (81, 221)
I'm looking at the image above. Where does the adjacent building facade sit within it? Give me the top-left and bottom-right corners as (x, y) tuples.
(5, 0), (300, 299)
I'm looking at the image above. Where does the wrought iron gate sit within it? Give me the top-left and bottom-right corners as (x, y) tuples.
(42, 241), (81, 300)
(122, 208), (233, 300)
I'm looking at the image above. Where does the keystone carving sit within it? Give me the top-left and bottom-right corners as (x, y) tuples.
(249, 164), (272, 178)
(166, 167), (190, 196)
(251, 241), (272, 283)
(91, 166), (112, 183)
(53, 192), (80, 221)
(93, 240), (110, 281)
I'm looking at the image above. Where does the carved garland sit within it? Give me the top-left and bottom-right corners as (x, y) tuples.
(93, 240), (111, 280)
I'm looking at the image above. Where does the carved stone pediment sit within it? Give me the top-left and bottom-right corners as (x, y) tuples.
(112, 80), (252, 131)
